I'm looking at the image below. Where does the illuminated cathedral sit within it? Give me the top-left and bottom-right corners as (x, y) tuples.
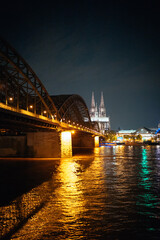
(90, 92), (110, 134)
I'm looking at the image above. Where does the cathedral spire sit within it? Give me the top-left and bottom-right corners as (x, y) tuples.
(95, 102), (98, 117)
(99, 91), (105, 108)
(95, 102), (98, 112)
(90, 92), (110, 133)
(90, 92), (96, 117)
(99, 91), (106, 117)
(91, 91), (95, 108)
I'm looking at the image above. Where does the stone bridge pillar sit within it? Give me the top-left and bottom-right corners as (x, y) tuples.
(94, 136), (99, 147)
(27, 131), (61, 158)
(61, 131), (72, 158)
(72, 131), (95, 155)
(0, 131), (99, 158)
(27, 131), (73, 158)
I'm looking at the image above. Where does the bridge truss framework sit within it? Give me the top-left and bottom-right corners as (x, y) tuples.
(0, 37), (100, 134)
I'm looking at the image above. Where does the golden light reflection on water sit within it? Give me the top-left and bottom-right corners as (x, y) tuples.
(55, 159), (86, 220)
(8, 155), (107, 239)
(0, 180), (54, 239)
(54, 155), (107, 224)
(1, 146), (160, 239)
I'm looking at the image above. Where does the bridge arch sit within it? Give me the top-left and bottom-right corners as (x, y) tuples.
(51, 94), (92, 128)
(0, 37), (59, 119)
(0, 38), (99, 132)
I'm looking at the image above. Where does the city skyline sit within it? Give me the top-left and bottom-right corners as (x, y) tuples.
(1, 0), (160, 129)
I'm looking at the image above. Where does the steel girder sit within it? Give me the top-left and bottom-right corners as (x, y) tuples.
(0, 37), (59, 119)
(0, 107), (58, 132)
(51, 94), (92, 128)
(0, 38), (98, 132)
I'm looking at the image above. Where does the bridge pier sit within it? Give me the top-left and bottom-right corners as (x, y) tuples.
(94, 136), (99, 147)
(27, 131), (97, 158)
(0, 136), (26, 157)
(72, 131), (95, 155)
(61, 131), (72, 158)
(27, 132), (61, 158)
(27, 131), (73, 158)
(0, 131), (99, 158)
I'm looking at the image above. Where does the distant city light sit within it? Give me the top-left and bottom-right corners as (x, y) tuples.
(9, 97), (13, 102)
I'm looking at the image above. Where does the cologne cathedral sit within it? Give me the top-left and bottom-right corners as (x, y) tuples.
(90, 92), (110, 134)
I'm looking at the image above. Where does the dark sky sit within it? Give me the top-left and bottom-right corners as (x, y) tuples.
(1, 0), (160, 130)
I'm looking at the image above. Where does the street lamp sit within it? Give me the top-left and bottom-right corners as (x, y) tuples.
(8, 97), (13, 102)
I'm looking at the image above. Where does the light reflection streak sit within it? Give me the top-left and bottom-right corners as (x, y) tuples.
(55, 159), (86, 221)
(0, 180), (54, 239)
(9, 155), (107, 239)
(54, 155), (107, 223)
(1, 146), (160, 239)
(136, 148), (158, 221)
(140, 148), (151, 189)
(155, 146), (160, 181)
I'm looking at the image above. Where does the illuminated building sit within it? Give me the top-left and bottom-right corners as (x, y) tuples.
(117, 127), (159, 143)
(136, 127), (157, 142)
(90, 92), (110, 134)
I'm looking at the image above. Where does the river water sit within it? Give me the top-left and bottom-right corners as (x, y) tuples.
(0, 145), (160, 240)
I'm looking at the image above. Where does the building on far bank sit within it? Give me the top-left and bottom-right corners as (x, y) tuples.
(156, 126), (160, 142)
(116, 126), (159, 143)
(136, 127), (158, 141)
(90, 92), (110, 134)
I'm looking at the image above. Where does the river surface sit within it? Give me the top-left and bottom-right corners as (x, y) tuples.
(0, 145), (160, 240)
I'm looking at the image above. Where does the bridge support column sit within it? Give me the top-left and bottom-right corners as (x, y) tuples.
(61, 131), (72, 158)
(0, 136), (27, 157)
(27, 131), (61, 158)
(72, 131), (94, 154)
(94, 136), (99, 147)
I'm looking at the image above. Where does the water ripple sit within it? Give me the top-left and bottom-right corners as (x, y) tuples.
(0, 146), (160, 239)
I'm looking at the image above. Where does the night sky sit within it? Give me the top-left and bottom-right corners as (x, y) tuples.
(1, 0), (160, 130)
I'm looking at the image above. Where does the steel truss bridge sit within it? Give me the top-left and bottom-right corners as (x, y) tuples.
(0, 37), (100, 135)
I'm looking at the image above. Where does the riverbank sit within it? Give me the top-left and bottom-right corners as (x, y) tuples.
(100, 142), (160, 146)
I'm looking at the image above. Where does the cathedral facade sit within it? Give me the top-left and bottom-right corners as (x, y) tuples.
(90, 92), (110, 134)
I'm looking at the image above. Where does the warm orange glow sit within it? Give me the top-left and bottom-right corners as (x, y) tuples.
(94, 136), (99, 147)
(43, 110), (47, 114)
(71, 130), (75, 134)
(61, 131), (72, 157)
(54, 159), (86, 222)
(61, 131), (71, 140)
(9, 97), (13, 102)
(0, 101), (102, 137)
